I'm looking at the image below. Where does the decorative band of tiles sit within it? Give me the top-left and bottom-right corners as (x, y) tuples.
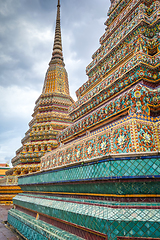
(17, 193), (160, 209)
(13, 195), (160, 223)
(8, 209), (83, 240)
(41, 113), (160, 171)
(19, 155), (160, 187)
(117, 238), (160, 240)
(22, 192), (160, 203)
(15, 205), (107, 240)
(59, 84), (160, 145)
(12, 194), (160, 240)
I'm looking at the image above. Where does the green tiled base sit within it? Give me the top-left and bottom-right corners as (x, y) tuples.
(8, 209), (83, 240)
(21, 179), (160, 196)
(18, 193), (160, 208)
(19, 155), (160, 187)
(13, 155), (160, 239)
(12, 194), (160, 240)
(18, 155), (160, 198)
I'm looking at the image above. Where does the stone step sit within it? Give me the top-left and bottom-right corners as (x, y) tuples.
(12, 194), (160, 239)
(8, 209), (84, 240)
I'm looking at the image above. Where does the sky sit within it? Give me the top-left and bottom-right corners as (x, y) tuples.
(0, 0), (110, 165)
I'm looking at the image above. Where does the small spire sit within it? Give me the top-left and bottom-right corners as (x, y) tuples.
(50, 0), (64, 65)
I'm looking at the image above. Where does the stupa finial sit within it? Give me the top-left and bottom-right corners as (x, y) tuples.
(50, 0), (64, 65)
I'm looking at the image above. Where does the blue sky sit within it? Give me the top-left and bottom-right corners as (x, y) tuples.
(0, 0), (110, 164)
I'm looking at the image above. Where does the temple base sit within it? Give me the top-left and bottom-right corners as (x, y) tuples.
(8, 153), (160, 240)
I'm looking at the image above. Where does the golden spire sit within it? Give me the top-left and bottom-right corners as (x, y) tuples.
(50, 0), (64, 66)
(43, 0), (71, 95)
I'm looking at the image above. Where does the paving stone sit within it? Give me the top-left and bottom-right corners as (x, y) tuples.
(0, 206), (20, 240)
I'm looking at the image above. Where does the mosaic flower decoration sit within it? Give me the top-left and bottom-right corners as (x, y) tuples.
(118, 135), (125, 147)
(74, 144), (83, 162)
(51, 154), (57, 167)
(85, 140), (96, 159)
(66, 148), (73, 164)
(143, 133), (151, 143)
(77, 150), (80, 158)
(137, 124), (156, 151)
(97, 134), (111, 156)
(67, 154), (71, 161)
(58, 151), (65, 165)
(101, 141), (106, 151)
(113, 126), (132, 153)
(87, 146), (92, 155)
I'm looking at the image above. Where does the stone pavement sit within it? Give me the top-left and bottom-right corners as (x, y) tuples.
(0, 205), (21, 240)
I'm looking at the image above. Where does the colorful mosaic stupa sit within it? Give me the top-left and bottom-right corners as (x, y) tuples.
(6, 0), (74, 177)
(8, 0), (160, 239)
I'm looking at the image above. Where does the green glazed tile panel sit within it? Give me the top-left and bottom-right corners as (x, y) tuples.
(13, 195), (160, 223)
(8, 209), (83, 240)
(18, 156), (160, 186)
(20, 179), (160, 195)
(12, 195), (160, 240)
(20, 193), (160, 208)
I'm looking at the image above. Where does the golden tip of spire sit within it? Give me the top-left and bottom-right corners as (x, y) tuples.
(58, 0), (60, 6)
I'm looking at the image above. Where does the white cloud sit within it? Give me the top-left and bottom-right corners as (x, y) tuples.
(0, 85), (40, 164)
(0, 0), (20, 17)
(0, 133), (21, 164)
(0, 85), (39, 119)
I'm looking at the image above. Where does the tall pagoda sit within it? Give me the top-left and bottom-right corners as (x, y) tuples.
(8, 0), (160, 239)
(6, 0), (74, 176)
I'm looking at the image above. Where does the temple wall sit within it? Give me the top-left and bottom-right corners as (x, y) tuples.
(41, 114), (160, 171)
(11, 153), (160, 239)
